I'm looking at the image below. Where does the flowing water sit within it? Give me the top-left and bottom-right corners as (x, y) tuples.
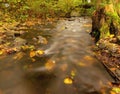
(0, 17), (113, 94)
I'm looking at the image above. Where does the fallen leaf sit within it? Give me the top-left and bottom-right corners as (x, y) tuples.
(36, 50), (44, 55)
(84, 55), (94, 61)
(42, 38), (48, 44)
(83, 24), (92, 27)
(110, 68), (117, 71)
(13, 52), (24, 60)
(45, 60), (55, 70)
(30, 51), (36, 57)
(21, 45), (29, 50)
(31, 58), (36, 62)
(71, 70), (76, 77)
(109, 34), (114, 38)
(64, 77), (73, 84)
(112, 87), (120, 94)
(78, 62), (86, 67)
(0, 50), (3, 55)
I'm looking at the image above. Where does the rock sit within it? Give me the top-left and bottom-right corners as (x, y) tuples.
(5, 31), (15, 39)
(36, 36), (48, 44)
(13, 37), (27, 47)
(14, 32), (21, 37)
(70, 10), (80, 17)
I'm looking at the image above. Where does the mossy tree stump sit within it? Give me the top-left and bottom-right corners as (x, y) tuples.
(91, 3), (120, 42)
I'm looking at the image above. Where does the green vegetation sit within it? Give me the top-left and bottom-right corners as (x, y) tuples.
(0, 0), (94, 22)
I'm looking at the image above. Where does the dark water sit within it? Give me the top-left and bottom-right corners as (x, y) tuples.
(0, 17), (112, 94)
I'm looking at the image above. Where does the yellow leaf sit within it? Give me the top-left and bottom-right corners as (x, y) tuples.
(0, 50), (3, 55)
(109, 34), (114, 38)
(21, 45), (29, 50)
(64, 77), (73, 84)
(13, 52), (24, 60)
(71, 70), (76, 77)
(83, 24), (92, 27)
(36, 50), (44, 55)
(110, 91), (116, 94)
(30, 51), (36, 57)
(61, 26), (65, 30)
(110, 68), (116, 71)
(43, 38), (48, 44)
(112, 87), (120, 93)
(31, 58), (36, 62)
(45, 60), (55, 70)
(84, 55), (94, 61)
(78, 62), (86, 67)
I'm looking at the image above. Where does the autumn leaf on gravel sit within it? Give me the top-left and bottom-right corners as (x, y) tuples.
(64, 77), (73, 84)
(83, 24), (92, 27)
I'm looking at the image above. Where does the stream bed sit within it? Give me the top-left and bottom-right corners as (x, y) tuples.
(0, 17), (113, 94)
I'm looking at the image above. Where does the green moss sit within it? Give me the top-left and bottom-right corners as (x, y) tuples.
(100, 22), (110, 38)
(106, 12), (120, 23)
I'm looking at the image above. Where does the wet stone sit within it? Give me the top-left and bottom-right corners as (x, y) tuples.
(115, 69), (120, 77)
(0, 38), (4, 44)
(13, 37), (27, 46)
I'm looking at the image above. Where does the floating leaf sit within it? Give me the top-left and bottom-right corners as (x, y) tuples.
(71, 70), (76, 77)
(84, 55), (94, 61)
(60, 64), (68, 71)
(64, 77), (73, 84)
(45, 60), (55, 70)
(78, 62), (86, 67)
(30, 51), (36, 57)
(0, 50), (3, 55)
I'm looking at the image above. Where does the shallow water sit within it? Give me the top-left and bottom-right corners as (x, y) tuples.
(0, 17), (112, 94)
